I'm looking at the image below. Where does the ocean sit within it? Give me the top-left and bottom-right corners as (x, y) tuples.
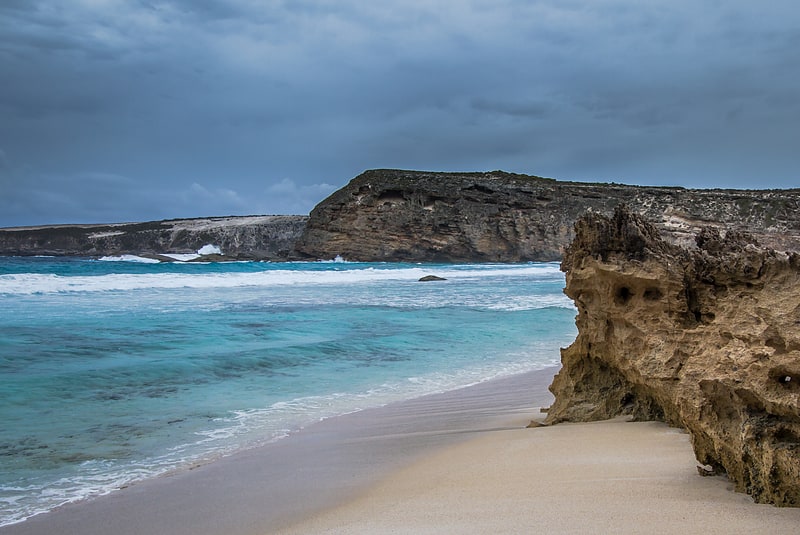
(0, 255), (576, 527)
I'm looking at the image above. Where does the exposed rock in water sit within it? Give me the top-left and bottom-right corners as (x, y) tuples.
(547, 205), (800, 506)
(187, 253), (230, 262)
(0, 215), (308, 260)
(418, 275), (447, 282)
(295, 169), (800, 261)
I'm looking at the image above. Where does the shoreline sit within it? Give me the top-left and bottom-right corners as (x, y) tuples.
(0, 367), (558, 535)
(4, 365), (799, 534)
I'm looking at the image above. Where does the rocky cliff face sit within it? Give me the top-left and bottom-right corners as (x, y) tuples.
(295, 169), (800, 261)
(0, 216), (307, 260)
(547, 206), (800, 506)
(5, 169), (800, 262)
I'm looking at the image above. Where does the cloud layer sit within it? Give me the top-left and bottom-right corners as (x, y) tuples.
(1, 1), (798, 225)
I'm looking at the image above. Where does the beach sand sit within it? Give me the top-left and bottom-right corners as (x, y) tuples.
(3, 367), (799, 534)
(278, 418), (800, 534)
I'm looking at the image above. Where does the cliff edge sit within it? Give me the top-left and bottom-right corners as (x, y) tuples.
(295, 169), (800, 261)
(0, 216), (307, 260)
(547, 206), (800, 506)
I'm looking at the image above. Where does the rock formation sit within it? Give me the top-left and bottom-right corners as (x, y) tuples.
(295, 169), (800, 261)
(4, 169), (800, 262)
(547, 205), (800, 506)
(0, 215), (307, 260)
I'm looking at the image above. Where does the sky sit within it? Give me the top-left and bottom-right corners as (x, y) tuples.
(1, 1), (799, 226)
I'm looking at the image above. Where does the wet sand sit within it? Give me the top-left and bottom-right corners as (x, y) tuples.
(0, 368), (556, 535)
(5, 366), (800, 535)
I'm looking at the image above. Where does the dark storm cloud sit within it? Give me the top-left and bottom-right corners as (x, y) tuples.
(0, 0), (798, 226)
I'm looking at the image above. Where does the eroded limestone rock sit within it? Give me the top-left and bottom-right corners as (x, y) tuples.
(547, 205), (800, 506)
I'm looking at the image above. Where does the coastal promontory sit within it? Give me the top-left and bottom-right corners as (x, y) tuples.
(547, 206), (800, 506)
(294, 169), (800, 261)
(3, 169), (799, 261)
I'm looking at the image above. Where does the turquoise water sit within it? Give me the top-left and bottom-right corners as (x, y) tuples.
(0, 257), (576, 526)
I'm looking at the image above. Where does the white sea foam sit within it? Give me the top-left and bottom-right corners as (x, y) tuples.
(0, 455), (197, 527)
(197, 244), (222, 255)
(98, 254), (160, 263)
(161, 253), (201, 261)
(190, 349), (561, 457)
(1, 349), (556, 527)
(4, 352), (557, 527)
(484, 294), (573, 311)
(0, 264), (564, 295)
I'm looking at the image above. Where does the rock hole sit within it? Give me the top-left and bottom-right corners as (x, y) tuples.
(620, 392), (634, 408)
(765, 332), (787, 354)
(462, 184), (495, 195)
(774, 427), (800, 446)
(643, 287), (664, 301)
(376, 190), (405, 203)
(614, 286), (633, 305)
(769, 367), (799, 390)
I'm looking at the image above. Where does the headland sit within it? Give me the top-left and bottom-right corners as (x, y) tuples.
(2, 169), (799, 260)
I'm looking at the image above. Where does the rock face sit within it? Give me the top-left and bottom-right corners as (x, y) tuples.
(295, 169), (800, 261)
(5, 169), (800, 262)
(547, 206), (800, 506)
(0, 216), (307, 260)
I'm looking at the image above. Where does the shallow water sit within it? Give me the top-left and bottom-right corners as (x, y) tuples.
(0, 257), (576, 526)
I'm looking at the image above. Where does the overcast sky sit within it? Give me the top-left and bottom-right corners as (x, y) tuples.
(1, 0), (798, 226)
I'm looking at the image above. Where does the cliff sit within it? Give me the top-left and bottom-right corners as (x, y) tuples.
(546, 206), (800, 506)
(5, 169), (800, 262)
(295, 169), (800, 261)
(0, 216), (307, 260)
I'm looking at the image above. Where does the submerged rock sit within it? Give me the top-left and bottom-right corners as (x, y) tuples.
(547, 205), (800, 506)
(418, 275), (447, 282)
(187, 253), (231, 262)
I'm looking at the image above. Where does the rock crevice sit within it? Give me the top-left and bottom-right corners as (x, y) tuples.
(547, 205), (800, 506)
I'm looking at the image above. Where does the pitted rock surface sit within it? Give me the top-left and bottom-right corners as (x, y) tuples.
(547, 205), (800, 506)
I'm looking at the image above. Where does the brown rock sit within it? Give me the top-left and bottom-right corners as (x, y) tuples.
(547, 205), (800, 506)
(294, 169), (800, 262)
(526, 420), (548, 428)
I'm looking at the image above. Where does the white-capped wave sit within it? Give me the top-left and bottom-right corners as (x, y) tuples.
(197, 244), (222, 255)
(161, 253), (201, 261)
(318, 254), (348, 263)
(484, 294), (574, 311)
(0, 264), (563, 295)
(98, 255), (160, 263)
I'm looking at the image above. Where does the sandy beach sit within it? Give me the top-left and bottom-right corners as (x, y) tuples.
(3, 367), (799, 534)
(279, 418), (800, 534)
